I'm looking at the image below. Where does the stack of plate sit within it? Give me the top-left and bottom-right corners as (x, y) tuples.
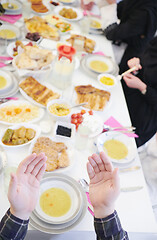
(30, 173), (87, 234)
(0, 70), (19, 98)
(89, 17), (103, 35)
(81, 54), (119, 78)
(2, 0), (22, 15)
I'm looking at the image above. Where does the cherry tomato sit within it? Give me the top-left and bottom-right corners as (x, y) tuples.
(71, 113), (77, 119)
(81, 109), (86, 115)
(88, 110), (93, 115)
(77, 118), (83, 124)
(76, 113), (82, 118)
(71, 118), (78, 124)
(75, 123), (79, 130)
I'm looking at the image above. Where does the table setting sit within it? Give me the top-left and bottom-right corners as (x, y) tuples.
(0, 0), (157, 236)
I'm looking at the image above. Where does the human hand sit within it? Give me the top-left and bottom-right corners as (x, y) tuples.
(106, 0), (116, 4)
(8, 153), (47, 220)
(87, 152), (120, 218)
(123, 73), (147, 92)
(127, 57), (142, 72)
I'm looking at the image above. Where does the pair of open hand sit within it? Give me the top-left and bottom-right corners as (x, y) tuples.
(8, 152), (120, 220)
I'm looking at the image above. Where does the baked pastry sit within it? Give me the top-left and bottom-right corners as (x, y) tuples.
(30, 0), (48, 13)
(32, 137), (70, 172)
(75, 85), (111, 111)
(19, 77), (60, 106)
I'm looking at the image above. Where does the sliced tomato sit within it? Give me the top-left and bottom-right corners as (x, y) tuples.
(88, 110), (93, 115)
(76, 113), (82, 118)
(75, 123), (79, 130)
(71, 118), (78, 124)
(71, 113), (77, 119)
(81, 109), (86, 115)
(77, 118), (83, 124)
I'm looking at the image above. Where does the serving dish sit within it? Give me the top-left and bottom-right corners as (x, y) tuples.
(47, 99), (71, 121)
(0, 24), (20, 40)
(54, 6), (83, 22)
(97, 73), (118, 90)
(96, 131), (136, 164)
(0, 123), (41, 148)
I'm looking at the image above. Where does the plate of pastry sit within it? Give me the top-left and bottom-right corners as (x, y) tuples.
(0, 123), (41, 148)
(19, 77), (61, 108)
(29, 136), (74, 173)
(54, 6), (83, 22)
(0, 100), (45, 125)
(73, 84), (111, 112)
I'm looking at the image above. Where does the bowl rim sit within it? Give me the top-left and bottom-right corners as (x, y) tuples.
(97, 73), (118, 88)
(47, 99), (71, 118)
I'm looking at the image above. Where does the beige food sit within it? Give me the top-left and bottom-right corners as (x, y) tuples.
(19, 77), (60, 106)
(0, 29), (16, 39)
(89, 60), (109, 73)
(15, 45), (53, 70)
(0, 76), (7, 89)
(100, 76), (114, 86)
(75, 85), (110, 111)
(0, 104), (40, 123)
(90, 19), (101, 29)
(2, 127), (36, 146)
(32, 137), (69, 171)
(49, 103), (70, 116)
(103, 139), (128, 160)
(25, 16), (60, 41)
(40, 188), (71, 217)
(59, 8), (77, 19)
(66, 34), (95, 53)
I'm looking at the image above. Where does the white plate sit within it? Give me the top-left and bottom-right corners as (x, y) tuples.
(35, 175), (82, 224)
(96, 131), (136, 164)
(86, 54), (114, 74)
(2, 0), (22, 12)
(0, 100), (45, 125)
(0, 123), (41, 148)
(29, 136), (74, 174)
(73, 84), (112, 112)
(90, 17), (102, 31)
(0, 76), (19, 98)
(19, 79), (61, 108)
(7, 40), (31, 58)
(0, 24), (20, 40)
(54, 6), (83, 22)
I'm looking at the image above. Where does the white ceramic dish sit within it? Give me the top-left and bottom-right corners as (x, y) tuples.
(97, 73), (118, 90)
(7, 40), (31, 58)
(29, 136), (74, 174)
(19, 79), (61, 108)
(0, 100), (45, 125)
(0, 76), (19, 98)
(0, 70), (13, 94)
(2, 0), (22, 12)
(96, 131), (136, 164)
(35, 176), (82, 224)
(58, 0), (76, 4)
(54, 6), (83, 22)
(29, 173), (87, 234)
(90, 17), (102, 30)
(54, 121), (76, 141)
(0, 123), (41, 148)
(86, 54), (114, 74)
(47, 99), (71, 121)
(0, 24), (20, 40)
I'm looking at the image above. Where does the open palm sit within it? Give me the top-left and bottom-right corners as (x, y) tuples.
(8, 153), (47, 220)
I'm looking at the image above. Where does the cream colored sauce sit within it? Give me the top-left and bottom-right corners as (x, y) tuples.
(0, 29), (16, 39)
(40, 188), (71, 217)
(103, 139), (128, 160)
(100, 76), (114, 86)
(0, 76), (7, 89)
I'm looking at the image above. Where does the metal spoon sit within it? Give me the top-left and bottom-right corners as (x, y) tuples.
(56, 102), (88, 111)
(7, 0), (14, 9)
(117, 66), (139, 81)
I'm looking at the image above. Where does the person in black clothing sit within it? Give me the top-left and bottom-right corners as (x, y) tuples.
(122, 37), (157, 148)
(99, 0), (157, 74)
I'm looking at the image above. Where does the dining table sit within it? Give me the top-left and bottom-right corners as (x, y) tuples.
(0, 0), (157, 238)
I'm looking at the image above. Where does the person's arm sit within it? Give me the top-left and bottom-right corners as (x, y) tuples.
(0, 209), (29, 240)
(102, 9), (147, 43)
(87, 152), (129, 240)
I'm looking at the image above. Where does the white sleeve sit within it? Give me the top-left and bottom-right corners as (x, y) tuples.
(100, 3), (118, 30)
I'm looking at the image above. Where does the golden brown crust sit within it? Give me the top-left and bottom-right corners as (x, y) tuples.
(19, 77), (60, 106)
(66, 35), (95, 53)
(75, 85), (110, 111)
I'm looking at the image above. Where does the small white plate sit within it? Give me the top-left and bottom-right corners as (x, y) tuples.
(0, 123), (41, 148)
(0, 100), (45, 125)
(90, 17), (102, 31)
(59, 0), (76, 4)
(0, 24), (20, 40)
(35, 175), (82, 224)
(29, 136), (74, 173)
(2, 0), (22, 12)
(0, 76), (19, 98)
(97, 73), (118, 90)
(86, 54), (114, 74)
(97, 131), (136, 164)
(54, 6), (83, 22)
(19, 79), (61, 108)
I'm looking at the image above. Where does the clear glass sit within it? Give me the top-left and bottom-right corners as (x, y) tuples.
(75, 125), (91, 150)
(79, 16), (91, 35)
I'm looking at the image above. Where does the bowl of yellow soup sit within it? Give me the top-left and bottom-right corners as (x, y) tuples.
(0, 70), (13, 94)
(47, 99), (71, 121)
(0, 25), (20, 40)
(98, 73), (117, 89)
(97, 131), (136, 164)
(35, 174), (83, 224)
(86, 55), (114, 74)
(90, 17), (102, 30)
